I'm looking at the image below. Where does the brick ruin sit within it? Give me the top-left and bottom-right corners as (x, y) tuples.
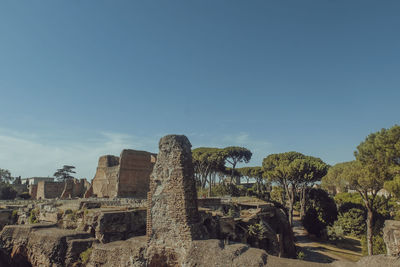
(146, 135), (204, 265)
(91, 149), (156, 198)
(23, 149), (155, 200)
(32, 179), (89, 200)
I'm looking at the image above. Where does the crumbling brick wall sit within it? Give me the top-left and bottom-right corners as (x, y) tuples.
(60, 179), (90, 199)
(91, 150), (155, 198)
(29, 185), (38, 200)
(117, 150), (156, 198)
(92, 155), (120, 198)
(36, 181), (65, 199)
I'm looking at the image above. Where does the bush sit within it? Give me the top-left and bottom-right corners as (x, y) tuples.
(334, 192), (363, 207)
(226, 207), (239, 218)
(293, 201), (301, 212)
(303, 189), (337, 237)
(361, 234), (387, 255)
(297, 251), (305, 260)
(29, 209), (39, 224)
(338, 201), (365, 214)
(303, 208), (326, 236)
(327, 224), (345, 241)
(334, 192), (394, 240)
(248, 222), (268, 239)
(0, 183), (17, 200)
(270, 186), (284, 204)
(335, 208), (366, 237)
(80, 247), (93, 264)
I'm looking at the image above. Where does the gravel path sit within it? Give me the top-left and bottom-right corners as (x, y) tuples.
(292, 215), (354, 263)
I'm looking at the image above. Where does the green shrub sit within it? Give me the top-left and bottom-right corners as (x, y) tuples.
(293, 201), (301, 212)
(303, 208), (326, 236)
(29, 209), (39, 224)
(361, 234), (387, 255)
(327, 224), (345, 241)
(297, 251), (305, 260)
(0, 183), (17, 200)
(248, 222), (268, 240)
(303, 189), (338, 237)
(226, 207), (239, 218)
(334, 192), (363, 207)
(80, 247), (93, 264)
(270, 186), (284, 204)
(335, 208), (366, 237)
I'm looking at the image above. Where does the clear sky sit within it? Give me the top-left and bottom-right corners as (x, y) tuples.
(1, 0), (399, 180)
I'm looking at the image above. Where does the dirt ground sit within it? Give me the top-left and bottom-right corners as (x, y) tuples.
(293, 212), (362, 263)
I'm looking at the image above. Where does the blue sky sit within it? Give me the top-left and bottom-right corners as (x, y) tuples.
(1, 1), (399, 180)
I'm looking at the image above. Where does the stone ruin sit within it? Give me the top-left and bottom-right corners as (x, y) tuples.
(146, 135), (204, 265)
(30, 178), (90, 200)
(90, 149), (156, 198)
(22, 149), (156, 200)
(383, 220), (400, 257)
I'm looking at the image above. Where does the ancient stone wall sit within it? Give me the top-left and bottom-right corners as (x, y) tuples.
(91, 150), (155, 198)
(147, 135), (203, 263)
(29, 185), (38, 200)
(92, 155), (120, 198)
(118, 150), (156, 198)
(60, 178), (89, 199)
(36, 181), (65, 199)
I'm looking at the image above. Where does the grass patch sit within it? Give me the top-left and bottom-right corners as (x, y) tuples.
(79, 247), (93, 264)
(28, 209), (39, 224)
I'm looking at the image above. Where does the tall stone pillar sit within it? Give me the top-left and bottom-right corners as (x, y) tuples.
(146, 135), (202, 266)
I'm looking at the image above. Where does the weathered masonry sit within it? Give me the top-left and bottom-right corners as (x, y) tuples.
(91, 149), (156, 198)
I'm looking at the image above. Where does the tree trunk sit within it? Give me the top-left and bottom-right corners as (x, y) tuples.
(231, 162), (240, 185)
(366, 207), (374, 255)
(288, 200), (293, 226)
(300, 187), (306, 220)
(287, 187), (295, 226)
